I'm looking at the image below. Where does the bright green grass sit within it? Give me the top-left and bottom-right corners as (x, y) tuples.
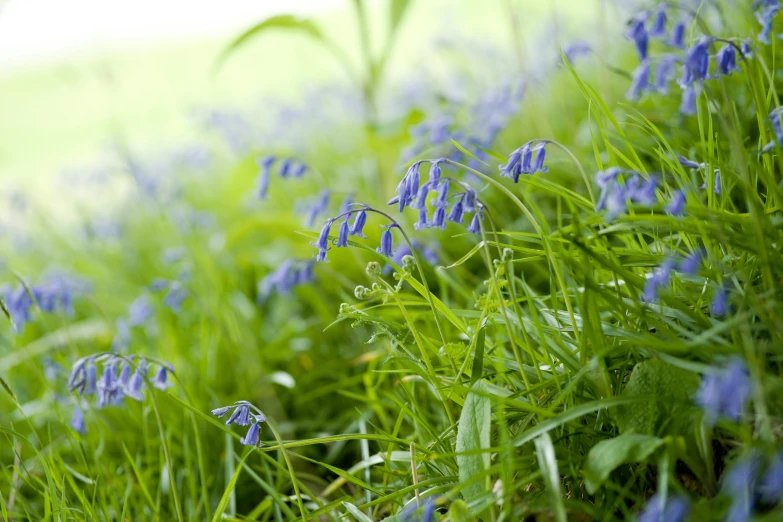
(2, 1), (783, 521)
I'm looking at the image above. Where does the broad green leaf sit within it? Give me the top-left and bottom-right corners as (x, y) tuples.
(584, 434), (665, 494)
(448, 500), (475, 522)
(342, 501), (374, 522)
(616, 359), (700, 436)
(456, 380), (491, 501)
(534, 433), (567, 522)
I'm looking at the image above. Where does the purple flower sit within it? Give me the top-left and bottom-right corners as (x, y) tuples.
(164, 284), (188, 313)
(153, 365), (172, 391)
(432, 179), (451, 208)
(769, 108), (783, 146)
(255, 156), (275, 199)
(335, 220), (350, 248)
(649, 6), (668, 38)
(756, 0), (781, 45)
(760, 452), (783, 504)
(431, 207), (447, 229)
(447, 195), (466, 224)
(682, 37), (714, 85)
(678, 156), (702, 169)
(211, 405), (233, 417)
(678, 250), (702, 275)
(241, 422), (261, 446)
(711, 285), (729, 316)
(696, 357), (750, 425)
(428, 160), (443, 186)
(680, 86), (698, 115)
(467, 212), (483, 235)
(97, 363), (118, 407)
(723, 452), (762, 522)
(414, 207), (430, 231)
(313, 221), (333, 252)
(226, 404), (252, 426)
(125, 359), (147, 401)
(349, 211), (368, 238)
(637, 493), (689, 522)
(655, 55), (678, 94)
(642, 258), (675, 302)
(716, 44), (741, 76)
(626, 15), (649, 59)
(500, 142), (549, 180)
(377, 227), (395, 257)
(666, 190), (686, 216)
(668, 20), (686, 49)
(128, 295), (154, 327)
(71, 405), (87, 434)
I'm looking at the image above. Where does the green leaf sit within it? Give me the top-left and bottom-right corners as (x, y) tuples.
(212, 454), (247, 522)
(448, 500), (475, 522)
(342, 501), (374, 522)
(456, 380), (491, 502)
(616, 359), (700, 436)
(390, 0), (411, 35)
(584, 434), (665, 494)
(534, 433), (567, 522)
(470, 328), (485, 386)
(215, 15), (327, 71)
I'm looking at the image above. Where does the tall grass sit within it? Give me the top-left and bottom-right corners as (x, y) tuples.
(2, 1), (783, 521)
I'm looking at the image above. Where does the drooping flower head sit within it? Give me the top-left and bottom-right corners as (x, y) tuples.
(377, 225), (396, 257)
(696, 357), (750, 425)
(212, 400), (268, 447)
(626, 13), (650, 60)
(637, 493), (689, 522)
(756, 0), (781, 45)
(255, 156), (276, 199)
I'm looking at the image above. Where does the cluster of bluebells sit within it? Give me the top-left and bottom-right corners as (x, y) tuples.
(297, 189), (333, 228)
(499, 141), (550, 181)
(756, 0), (782, 45)
(1, 273), (90, 333)
(678, 155), (721, 194)
(311, 204), (372, 262)
(255, 155), (309, 200)
(67, 354), (175, 433)
(390, 160), (485, 235)
(624, 4), (749, 114)
(720, 450), (783, 521)
(594, 168), (659, 219)
(211, 401), (267, 447)
(257, 259), (315, 304)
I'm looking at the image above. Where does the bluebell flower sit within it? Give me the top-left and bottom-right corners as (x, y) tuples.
(696, 357), (750, 425)
(313, 220), (333, 258)
(125, 359), (147, 401)
(225, 404), (252, 426)
(562, 41), (592, 64)
(377, 226), (395, 257)
(681, 38), (713, 86)
(532, 143), (549, 173)
(680, 86), (698, 115)
(643, 258), (675, 302)
(111, 318), (131, 352)
(428, 160), (443, 186)
(2, 285), (33, 332)
(500, 141), (549, 180)
(241, 422), (261, 446)
(741, 39), (754, 58)
(679, 250), (702, 275)
(678, 155), (702, 169)
(760, 452), (783, 504)
(723, 452), (762, 522)
(711, 285), (729, 316)
(431, 207), (447, 230)
(335, 220), (350, 247)
(84, 360), (97, 395)
(432, 179), (451, 208)
(211, 405), (233, 418)
(349, 211), (368, 238)
(716, 44), (741, 76)
(637, 493), (689, 522)
(668, 20), (686, 49)
(447, 195), (466, 224)
(316, 249), (328, 262)
(71, 404), (87, 434)
(278, 159), (292, 178)
(499, 148), (522, 179)
(149, 278), (171, 292)
(291, 162), (307, 178)
(414, 207), (430, 231)
(626, 15), (650, 59)
(97, 363), (118, 407)
(769, 108), (783, 146)
(255, 156), (275, 199)
(756, 0), (781, 45)
(153, 365), (173, 391)
(655, 55), (679, 94)
(164, 284), (188, 313)
(628, 174), (658, 205)
(258, 259), (314, 302)
(302, 190), (331, 228)
(666, 190), (686, 216)
(467, 212), (483, 234)
(128, 295), (154, 327)
(410, 183), (431, 210)
(596, 176), (627, 219)
(162, 246), (186, 265)
(648, 6), (667, 38)
(118, 361), (132, 389)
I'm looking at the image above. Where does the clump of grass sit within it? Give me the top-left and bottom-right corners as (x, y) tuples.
(2, 1), (783, 521)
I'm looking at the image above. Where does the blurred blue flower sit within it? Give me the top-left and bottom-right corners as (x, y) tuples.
(414, 207), (430, 231)
(666, 190), (686, 216)
(678, 155), (702, 169)
(258, 259), (316, 303)
(153, 365), (173, 391)
(125, 359), (147, 402)
(628, 60), (652, 100)
(756, 0), (781, 45)
(302, 190), (331, 228)
(71, 404), (87, 434)
(500, 141), (549, 181)
(668, 19), (686, 49)
(432, 179), (451, 208)
(723, 452), (762, 522)
(637, 493), (689, 522)
(97, 363), (119, 408)
(467, 212), (483, 234)
(164, 284), (188, 313)
(711, 285), (729, 316)
(643, 258), (675, 302)
(655, 55), (679, 94)
(626, 14), (650, 59)
(241, 422), (261, 446)
(679, 250), (702, 275)
(128, 295), (154, 327)
(760, 452), (783, 504)
(162, 246), (186, 265)
(680, 86), (698, 115)
(769, 108), (783, 146)
(696, 357), (750, 425)
(681, 37), (713, 86)
(225, 403), (252, 426)
(431, 207), (447, 230)
(648, 6), (667, 38)
(716, 44), (741, 76)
